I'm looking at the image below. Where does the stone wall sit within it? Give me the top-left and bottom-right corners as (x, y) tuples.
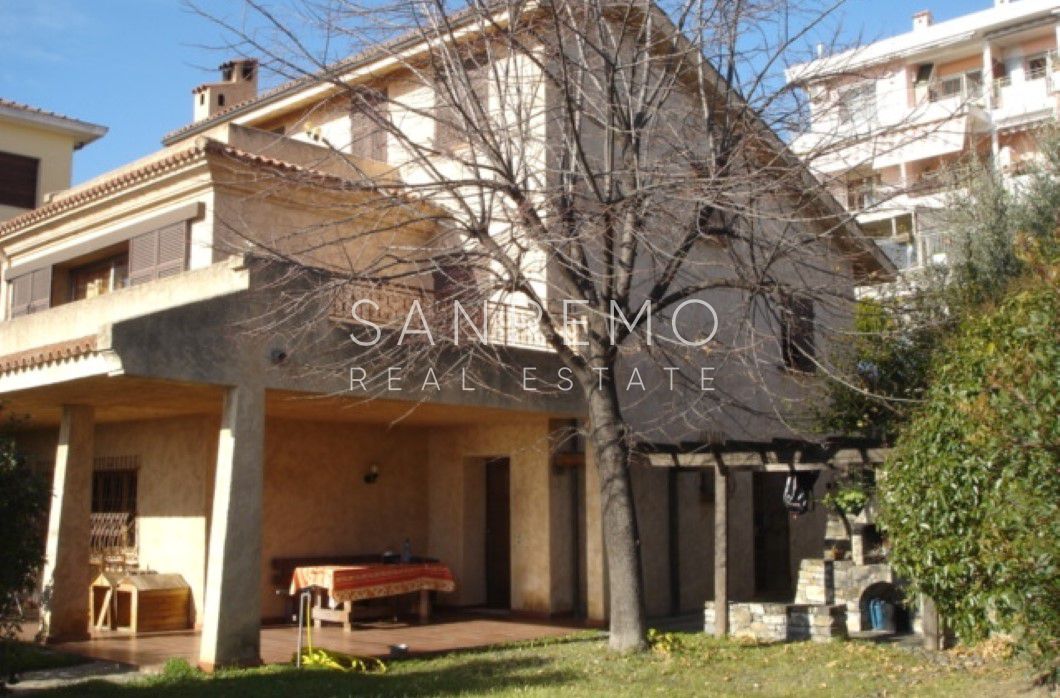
(704, 601), (847, 642)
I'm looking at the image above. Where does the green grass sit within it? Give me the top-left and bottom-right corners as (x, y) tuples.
(30, 632), (1043, 697)
(1, 639), (88, 675)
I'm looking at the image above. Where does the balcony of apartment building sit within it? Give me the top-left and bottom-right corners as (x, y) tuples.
(988, 38), (1060, 127)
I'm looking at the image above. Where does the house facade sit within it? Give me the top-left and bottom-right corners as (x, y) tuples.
(1, 9), (890, 669)
(788, 0), (1060, 289)
(0, 100), (106, 222)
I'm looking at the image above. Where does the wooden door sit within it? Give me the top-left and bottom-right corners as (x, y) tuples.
(484, 458), (511, 608)
(753, 472), (792, 599)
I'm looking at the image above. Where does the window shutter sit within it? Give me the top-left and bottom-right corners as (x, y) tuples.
(128, 224), (187, 285)
(9, 273), (31, 318)
(28, 267), (51, 313)
(9, 267), (51, 318)
(155, 223), (188, 279)
(350, 88), (388, 162)
(128, 229), (159, 286)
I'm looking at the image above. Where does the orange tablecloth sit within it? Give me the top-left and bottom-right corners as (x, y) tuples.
(289, 563), (456, 603)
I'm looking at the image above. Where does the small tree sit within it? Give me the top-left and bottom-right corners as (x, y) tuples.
(0, 429), (49, 686)
(878, 261), (1059, 680)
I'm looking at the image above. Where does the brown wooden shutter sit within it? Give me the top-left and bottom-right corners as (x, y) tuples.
(155, 223), (188, 279)
(128, 223), (187, 286)
(9, 267), (51, 318)
(128, 229), (159, 286)
(28, 267), (51, 313)
(350, 88), (388, 162)
(9, 273), (31, 318)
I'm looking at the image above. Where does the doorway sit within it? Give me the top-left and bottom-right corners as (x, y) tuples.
(753, 472), (792, 599)
(484, 457), (511, 608)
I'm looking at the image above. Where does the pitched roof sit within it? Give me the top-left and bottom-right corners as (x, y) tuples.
(0, 138), (401, 238)
(0, 98), (107, 146)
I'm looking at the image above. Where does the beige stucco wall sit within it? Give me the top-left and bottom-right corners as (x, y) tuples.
(426, 418), (560, 613)
(16, 416), (215, 626)
(260, 418), (431, 619)
(0, 120), (76, 221)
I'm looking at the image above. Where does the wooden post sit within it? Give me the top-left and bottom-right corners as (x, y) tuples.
(418, 589), (431, 623)
(713, 462), (728, 638)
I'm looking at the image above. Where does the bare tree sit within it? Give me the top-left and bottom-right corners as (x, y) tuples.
(189, 0), (892, 651)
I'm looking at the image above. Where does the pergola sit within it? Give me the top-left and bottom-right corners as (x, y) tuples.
(644, 438), (888, 637)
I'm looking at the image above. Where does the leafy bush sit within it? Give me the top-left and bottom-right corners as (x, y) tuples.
(878, 275), (1059, 679)
(0, 429), (49, 685)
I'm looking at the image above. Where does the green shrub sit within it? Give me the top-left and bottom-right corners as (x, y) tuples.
(0, 428), (49, 685)
(878, 278), (1059, 679)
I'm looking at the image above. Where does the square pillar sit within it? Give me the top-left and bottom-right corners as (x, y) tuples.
(40, 405), (94, 642)
(713, 464), (728, 638)
(199, 384), (264, 670)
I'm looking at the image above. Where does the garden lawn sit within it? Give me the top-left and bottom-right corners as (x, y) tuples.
(30, 632), (1043, 697)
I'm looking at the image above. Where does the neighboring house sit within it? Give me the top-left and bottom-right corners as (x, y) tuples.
(0, 10), (890, 669)
(0, 100), (106, 222)
(787, 0), (1060, 289)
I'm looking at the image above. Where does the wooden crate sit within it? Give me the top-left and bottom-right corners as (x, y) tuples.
(89, 572), (191, 634)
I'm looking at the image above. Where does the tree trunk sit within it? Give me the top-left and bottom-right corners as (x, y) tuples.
(586, 382), (647, 652)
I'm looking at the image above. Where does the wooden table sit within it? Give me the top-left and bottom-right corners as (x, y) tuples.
(289, 562), (456, 631)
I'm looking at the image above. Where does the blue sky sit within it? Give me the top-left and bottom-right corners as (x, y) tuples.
(0, 0), (985, 184)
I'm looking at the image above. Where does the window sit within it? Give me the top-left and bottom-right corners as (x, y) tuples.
(780, 294), (815, 373)
(929, 70), (982, 102)
(8, 267), (51, 318)
(914, 63), (935, 85)
(350, 88), (388, 162)
(837, 83), (876, 128)
(92, 467), (138, 514)
(0, 151), (40, 209)
(217, 93), (226, 107)
(696, 206), (736, 243)
(91, 457), (139, 549)
(127, 223), (188, 286)
(846, 175), (881, 210)
(1026, 54), (1048, 80)
(435, 64), (488, 151)
(68, 253), (128, 302)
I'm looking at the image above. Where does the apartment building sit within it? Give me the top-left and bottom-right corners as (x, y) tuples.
(0, 100), (105, 221)
(788, 0), (1060, 284)
(0, 7), (890, 668)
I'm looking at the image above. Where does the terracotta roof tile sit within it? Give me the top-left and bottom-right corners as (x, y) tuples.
(0, 140), (382, 236)
(0, 336), (98, 374)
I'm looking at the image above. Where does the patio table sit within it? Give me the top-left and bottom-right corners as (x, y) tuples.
(289, 562), (456, 631)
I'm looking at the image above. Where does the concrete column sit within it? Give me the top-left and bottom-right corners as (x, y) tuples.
(983, 42), (999, 157)
(583, 445), (608, 622)
(199, 384), (264, 670)
(508, 419), (554, 614)
(713, 464), (728, 638)
(40, 405), (94, 642)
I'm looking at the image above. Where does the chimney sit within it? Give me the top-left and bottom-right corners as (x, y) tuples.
(912, 10), (934, 31)
(192, 58), (259, 123)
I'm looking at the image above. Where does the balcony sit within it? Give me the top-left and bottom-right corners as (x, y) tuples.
(0, 257), (250, 361)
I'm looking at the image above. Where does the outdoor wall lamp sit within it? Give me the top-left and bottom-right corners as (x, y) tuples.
(363, 463), (380, 484)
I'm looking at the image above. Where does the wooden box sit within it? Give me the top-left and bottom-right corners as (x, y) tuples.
(90, 572), (191, 634)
